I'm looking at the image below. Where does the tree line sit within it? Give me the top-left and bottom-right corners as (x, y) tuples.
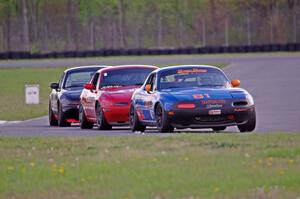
(0, 0), (299, 53)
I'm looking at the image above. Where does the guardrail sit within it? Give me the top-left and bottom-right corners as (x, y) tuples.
(1, 43), (299, 60)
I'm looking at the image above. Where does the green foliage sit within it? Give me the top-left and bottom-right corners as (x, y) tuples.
(0, 0), (299, 51)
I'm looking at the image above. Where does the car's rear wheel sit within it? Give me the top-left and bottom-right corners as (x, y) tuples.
(49, 102), (58, 126)
(57, 103), (71, 127)
(238, 109), (256, 132)
(212, 126), (226, 132)
(79, 104), (94, 129)
(129, 104), (146, 132)
(155, 104), (174, 133)
(96, 103), (112, 130)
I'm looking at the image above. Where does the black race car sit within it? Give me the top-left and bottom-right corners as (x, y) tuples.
(49, 65), (107, 127)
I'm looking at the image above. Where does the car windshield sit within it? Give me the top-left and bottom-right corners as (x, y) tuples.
(159, 67), (229, 90)
(101, 68), (154, 88)
(64, 70), (98, 89)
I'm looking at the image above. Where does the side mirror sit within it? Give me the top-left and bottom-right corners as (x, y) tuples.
(231, 79), (241, 87)
(145, 84), (151, 92)
(84, 83), (94, 90)
(50, 82), (59, 89)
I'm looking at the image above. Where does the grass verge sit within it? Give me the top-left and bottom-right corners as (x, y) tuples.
(0, 67), (67, 121)
(0, 133), (300, 199)
(0, 63), (227, 121)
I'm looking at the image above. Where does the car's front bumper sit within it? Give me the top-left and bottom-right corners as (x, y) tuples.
(62, 104), (79, 120)
(167, 106), (255, 128)
(103, 105), (130, 124)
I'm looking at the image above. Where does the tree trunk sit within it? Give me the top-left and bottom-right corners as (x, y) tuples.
(156, 10), (162, 47)
(117, 0), (126, 48)
(29, 0), (38, 44)
(4, 10), (12, 51)
(224, 17), (229, 46)
(89, 18), (95, 50)
(21, 0), (30, 51)
(202, 18), (206, 46)
(66, 0), (73, 50)
(293, 11), (297, 42)
(209, 0), (218, 45)
(246, 11), (251, 45)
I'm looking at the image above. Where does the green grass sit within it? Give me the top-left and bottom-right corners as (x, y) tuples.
(0, 63), (227, 121)
(0, 67), (66, 120)
(0, 133), (300, 199)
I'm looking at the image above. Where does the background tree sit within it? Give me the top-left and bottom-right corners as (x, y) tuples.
(0, 0), (298, 52)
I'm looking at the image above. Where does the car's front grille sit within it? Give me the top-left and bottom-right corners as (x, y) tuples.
(194, 115), (231, 123)
(233, 101), (248, 106)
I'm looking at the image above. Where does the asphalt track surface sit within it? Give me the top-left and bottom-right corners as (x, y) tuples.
(0, 54), (300, 136)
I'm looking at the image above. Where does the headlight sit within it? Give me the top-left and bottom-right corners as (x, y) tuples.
(245, 93), (254, 106)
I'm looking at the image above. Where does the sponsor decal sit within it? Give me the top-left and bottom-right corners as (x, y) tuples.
(207, 104), (223, 108)
(136, 108), (145, 120)
(208, 109), (221, 115)
(193, 93), (210, 99)
(201, 100), (226, 105)
(144, 101), (152, 107)
(177, 68), (207, 74)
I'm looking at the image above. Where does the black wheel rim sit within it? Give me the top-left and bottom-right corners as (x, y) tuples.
(58, 105), (61, 121)
(129, 106), (134, 126)
(96, 105), (102, 127)
(156, 106), (162, 127)
(79, 106), (83, 124)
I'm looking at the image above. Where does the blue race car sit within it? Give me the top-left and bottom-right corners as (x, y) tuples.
(129, 65), (256, 133)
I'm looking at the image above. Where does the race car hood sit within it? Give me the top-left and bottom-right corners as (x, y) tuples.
(165, 87), (247, 101)
(61, 89), (82, 102)
(101, 86), (139, 105)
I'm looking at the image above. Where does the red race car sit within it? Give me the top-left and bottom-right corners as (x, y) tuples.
(79, 65), (158, 129)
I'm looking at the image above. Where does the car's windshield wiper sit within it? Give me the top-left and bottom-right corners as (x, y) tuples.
(198, 84), (224, 87)
(102, 84), (126, 88)
(165, 86), (181, 89)
(65, 85), (82, 88)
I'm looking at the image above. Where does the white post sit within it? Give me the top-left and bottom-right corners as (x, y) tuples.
(25, 85), (40, 104)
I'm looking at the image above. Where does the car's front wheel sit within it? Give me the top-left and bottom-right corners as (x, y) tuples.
(57, 103), (71, 127)
(79, 104), (94, 129)
(96, 103), (112, 130)
(49, 102), (58, 126)
(238, 109), (256, 132)
(129, 104), (146, 132)
(155, 104), (174, 133)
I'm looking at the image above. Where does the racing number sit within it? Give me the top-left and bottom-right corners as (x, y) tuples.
(193, 93), (210, 99)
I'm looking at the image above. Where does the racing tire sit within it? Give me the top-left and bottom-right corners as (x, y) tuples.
(155, 104), (174, 133)
(212, 126), (226, 132)
(96, 103), (112, 130)
(129, 104), (146, 132)
(238, 109), (256, 132)
(79, 104), (94, 129)
(49, 102), (58, 126)
(57, 103), (71, 127)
